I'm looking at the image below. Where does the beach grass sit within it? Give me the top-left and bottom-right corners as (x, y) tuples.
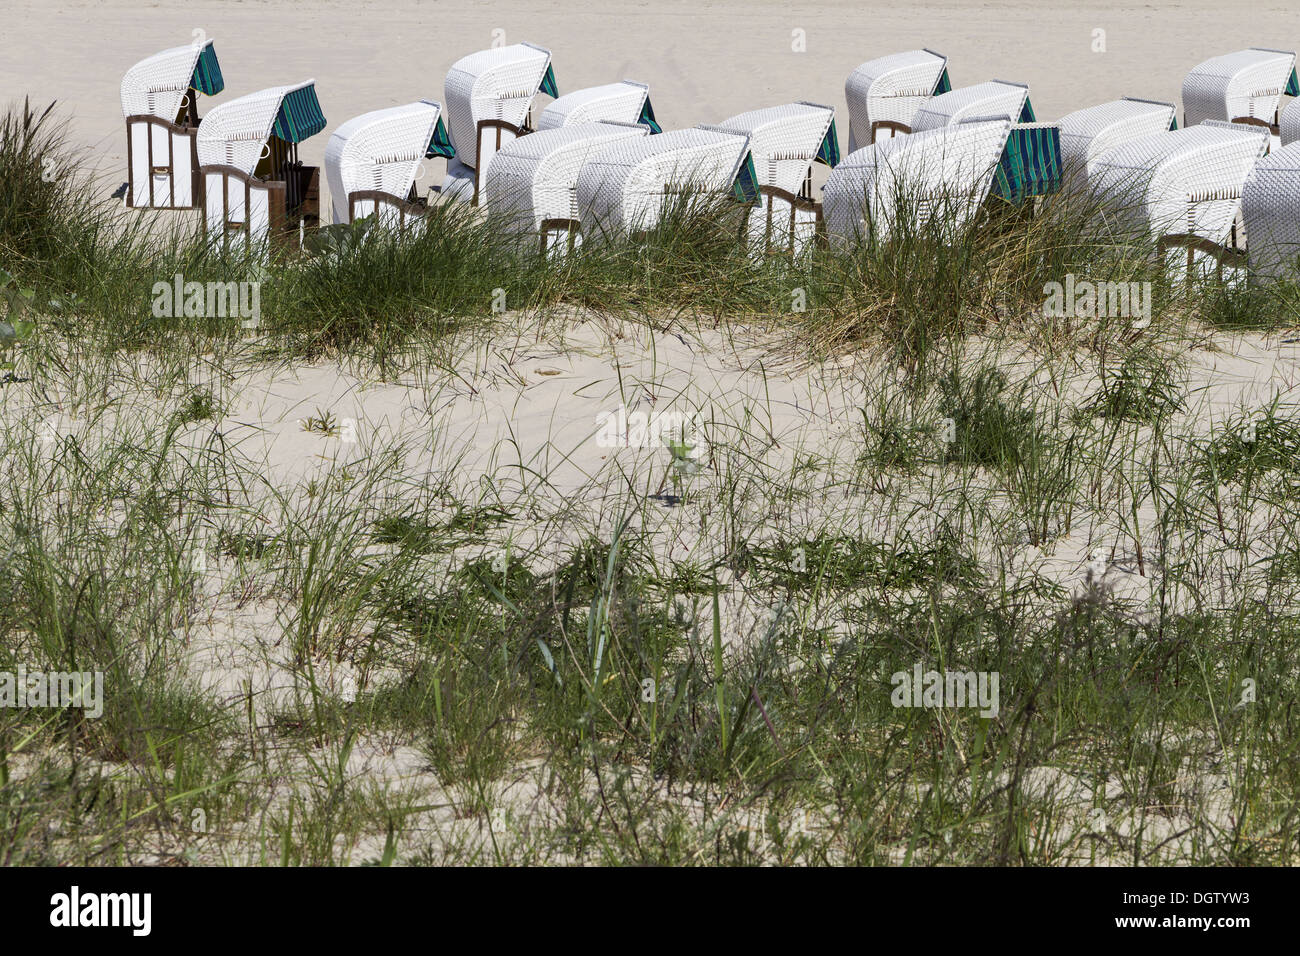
(3, 100), (1300, 865)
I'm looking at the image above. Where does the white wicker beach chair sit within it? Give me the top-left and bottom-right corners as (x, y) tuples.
(1182, 48), (1297, 131)
(121, 40), (225, 209)
(575, 127), (757, 239)
(910, 81), (1033, 133)
(323, 101), (454, 230)
(714, 102), (839, 254)
(844, 50), (950, 151)
(538, 81), (660, 132)
(440, 42), (556, 203)
(483, 122), (650, 252)
(1090, 121), (1270, 279)
(1057, 98), (1177, 190)
(1280, 98), (1300, 146)
(822, 117), (1013, 245)
(1242, 142), (1300, 282)
(197, 81), (327, 251)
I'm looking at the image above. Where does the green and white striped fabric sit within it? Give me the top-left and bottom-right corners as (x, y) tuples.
(426, 116), (455, 158)
(731, 153), (760, 204)
(639, 97), (663, 134)
(539, 65), (558, 98)
(272, 84), (327, 143)
(816, 118), (841, 168)
(991, 123), (1061, 203)
(191, 42), (224, 96)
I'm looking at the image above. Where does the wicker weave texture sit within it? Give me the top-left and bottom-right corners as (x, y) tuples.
(576, 127), (750, 237)
(538, 81), (648, 131)
(911, 81), (1028, 132)
(484, 122), (648, 227)
(1243, 141), (1300, 280)
(197, 81), (314, 174)
(121, 42), (207, 120)
(444, 43), (551, 169)
(823, 118), (1011, 243)
(1058, 98), (1176, 189)
(1182, 48), (1295, 128)
(1091, 122), (1269, 244)
(324, 101), (442, 224)
(714, 102), (834, 194)
(844, 50), (947, 151)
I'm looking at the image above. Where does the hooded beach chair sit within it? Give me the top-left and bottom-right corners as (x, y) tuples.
(713, 102), (839, 255)
(1090, 121), (1270, 280)
(844, 50), (951, 150)
(1241, 142), (1300, 282)
(323, 101), (454, 230)
(575, 127), (758, 239)
(910, 80), (1034, 133)
(822, 117), (1014, 245)
(1182, 48), (1297, 133)
(482, 121), (649, 253)
(1057, 98), (1178, 190)
(121, 40), (225, 209)
(537, 80), (661, 132)
(196, 81), (327, 251)
(440, 42), (556, 204)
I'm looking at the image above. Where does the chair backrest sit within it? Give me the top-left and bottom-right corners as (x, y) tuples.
(443, 42), (553, 168)
(1057, 97), (1177, 189)
(483, 121), (649, 228)
(911, 80), (1031, 133)
(1090, 121), (1270, 244)
(1182, 48), (1296, 128)
(575, 127), (753, 237)
(537, 81), (653, 131)
(197, 81), (326, 176)
(822, 116), (1012, 244)
(323, 101), (445, 224)
(844, 49), (949, 151)
(713, 102), (838, 195)
(121, 40), (224, 122)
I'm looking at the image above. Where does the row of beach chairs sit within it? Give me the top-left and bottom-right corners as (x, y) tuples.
(119, 40), (1300, 283)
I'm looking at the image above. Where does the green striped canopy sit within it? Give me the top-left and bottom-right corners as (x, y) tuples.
(1288, 67), (1300, 98)
(191, 42), (224, 96)
(271, 85), (327, 143)
(816, 118), (841, 168)
(1018, 97), (1036, 123)
(427, 116), (455, 158)
(639, 97), (663, 134)
(731, 153), (760, 205)
(991, 124), (1061, 204)
(934, 68), (952, 95)
(539, 65), (558, 98)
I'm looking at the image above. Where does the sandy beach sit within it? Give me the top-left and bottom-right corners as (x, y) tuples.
(3, 0), (1300, 873)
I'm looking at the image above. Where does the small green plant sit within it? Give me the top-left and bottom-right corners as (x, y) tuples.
(1199, 405), (1300, 487)
(663, 434), (703, 500)
(176, 389), (219, 425)
(0, 269), (36, 369)
(1081, 351), (1183, 423)
(301, 408), (339, 436)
